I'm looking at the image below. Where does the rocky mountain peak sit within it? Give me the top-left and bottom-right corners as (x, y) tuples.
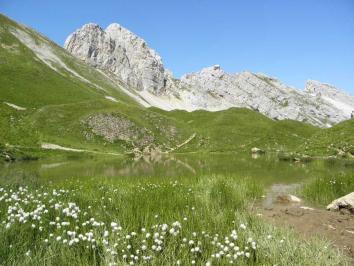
(106, 23), (122, 31)
(64, 23), (101, 48)
(64, 22), (167, 94)
(305, 80), (354, 118)
(182, 65), (225, 81)
(64, 22), (354, 127)
(201, 65), (225, 77)
(305, 80), (340, 96)
(105, 23), (141, 46)
(82, 23), (102, 31)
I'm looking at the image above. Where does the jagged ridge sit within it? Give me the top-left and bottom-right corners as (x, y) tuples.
(63, 22), (354, 127)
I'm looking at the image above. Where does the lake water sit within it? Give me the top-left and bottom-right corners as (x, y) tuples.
(0, 152), (351, 187)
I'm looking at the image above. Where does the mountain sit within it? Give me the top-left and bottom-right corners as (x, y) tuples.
(0, 14), (195, 155)
(305, 80), (354, 119)
(1, 13), (325, 160)
(65, 22), (354, 127)
(64, 22), (184, 110)
(177, 67), (351, 126)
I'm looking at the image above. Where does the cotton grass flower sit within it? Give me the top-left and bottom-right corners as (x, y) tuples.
(0, 185), (276, 265)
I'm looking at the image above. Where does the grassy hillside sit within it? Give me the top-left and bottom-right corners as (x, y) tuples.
(156, 108), (319, 153)
(298, 118), (354, 157)
(0, 14), (139, 108)
(0, 13), (193, 156)
(0, 13), (329, 161)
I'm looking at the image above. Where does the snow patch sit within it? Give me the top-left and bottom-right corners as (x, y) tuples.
(41, 143), (84, 152)
(4, 102), (26, 110)
(105, 96), (118, 102)
(41, 143), (122, 156)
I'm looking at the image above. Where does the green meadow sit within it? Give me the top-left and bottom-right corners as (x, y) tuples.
(0, 13), (353, 266)
(0, 172), (347, 265)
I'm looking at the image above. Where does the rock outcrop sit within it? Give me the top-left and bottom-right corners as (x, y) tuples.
(65, 23), (354, 127)
(85, 113), (154, 148)
(326, 192), (354, 213)
(65, 23), (167, 94)
(305, 80), (354, 120)
(276, 194), (302, 204)
(177, 67), (349, 126)
(251, 147), (265, 154)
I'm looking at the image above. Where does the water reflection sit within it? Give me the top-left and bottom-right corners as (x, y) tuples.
(252, 153), (261, 159)
(0, 152), (351, 187)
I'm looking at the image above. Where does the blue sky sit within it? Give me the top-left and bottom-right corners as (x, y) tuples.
(1, 0), (354, 93)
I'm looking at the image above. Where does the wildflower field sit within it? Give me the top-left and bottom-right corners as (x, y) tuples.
(0, 175), (346, 265)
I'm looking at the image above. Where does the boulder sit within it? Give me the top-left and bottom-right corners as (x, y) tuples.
(251, 147), (265, 154)
(326, 192), (354, 213)
(299, 206), (314, 211)
(276, 194), (301, 204)
(337, 150), (346, 157)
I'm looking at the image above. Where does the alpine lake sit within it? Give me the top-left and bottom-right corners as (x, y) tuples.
(0, 152), (353, 265)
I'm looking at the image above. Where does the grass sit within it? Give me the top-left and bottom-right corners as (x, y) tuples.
(300, 172), (354, 207)
(1, 13), (353, 159)
(0, 174), (347, 265)
(298, 118), (354, 156)
(155, 108), (320, 153)
(0, 14), (137, 108)
(0, 11), (352, 266)
(0, 13), (193, 155)
(1, 13), (325, 158)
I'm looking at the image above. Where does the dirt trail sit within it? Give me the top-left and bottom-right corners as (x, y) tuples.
(256, 198), (354, 260)
(41, 143), (123, 156)
(167, 133), (196, 152)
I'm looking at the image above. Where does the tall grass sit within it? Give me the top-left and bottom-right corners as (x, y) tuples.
(0, 175), (347, 265)
(301, 172), (354, 206)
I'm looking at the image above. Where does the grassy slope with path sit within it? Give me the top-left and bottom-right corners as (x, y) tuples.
(0, 13), (352, 265)
(0, 14), (192, 157)
(0, 12), (324, 161)
(1, 13), (353, 160)
(157, 108), (319, 153)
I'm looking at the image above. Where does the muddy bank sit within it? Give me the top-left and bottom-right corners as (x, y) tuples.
(260, 204), (354, 259)
(254, 186), (354, 261)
